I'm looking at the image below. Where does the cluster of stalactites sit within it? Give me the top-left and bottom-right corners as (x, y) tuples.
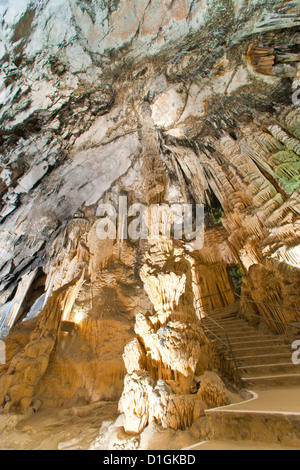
(139, 102), (167, 205)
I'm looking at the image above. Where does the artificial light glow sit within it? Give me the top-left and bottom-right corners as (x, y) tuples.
(74, 311), (86, 324)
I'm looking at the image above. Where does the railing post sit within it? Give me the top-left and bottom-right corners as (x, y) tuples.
(236, 292), (300, 333)
(195, 296), (243, 387)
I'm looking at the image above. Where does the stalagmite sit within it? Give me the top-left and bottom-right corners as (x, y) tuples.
(0, 276), (84, 413)
(0, 0), (299, 451)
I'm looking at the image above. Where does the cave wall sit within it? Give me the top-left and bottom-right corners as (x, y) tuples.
(0, 0), (299, 414)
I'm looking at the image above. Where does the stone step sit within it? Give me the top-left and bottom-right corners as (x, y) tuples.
(229, 344), (291, 357)
(204, 316), (247, 324)
(206, 333), (270, 345)
(203, 324), (255, 334)
(204, 331), (254, 341)
(239, 363), (298, 376)
(209, 310), (239, 317)
(231, 338), (288, 350)
(209, 319), (249, 327)
(202, 301), (298, 388)
(207, 311), (240, 321)
(233, 352), (292, 365)
(224, 333), (274, 342)
(202, 311), (237, 318)
(242, 373), (300, 387)
(210, 303), (240, 314)
(205, 331), (283, 345)
(230, 338), (286, 347)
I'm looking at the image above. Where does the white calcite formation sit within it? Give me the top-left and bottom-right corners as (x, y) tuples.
(0, 0), (299, 450)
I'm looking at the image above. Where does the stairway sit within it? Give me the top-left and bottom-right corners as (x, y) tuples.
(201, 302), (300, 388)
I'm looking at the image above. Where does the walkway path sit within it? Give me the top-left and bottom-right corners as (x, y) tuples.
(184, 386), (300, 450)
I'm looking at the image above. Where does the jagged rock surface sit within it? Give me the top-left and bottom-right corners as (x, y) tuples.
(0, 0), (299, 449)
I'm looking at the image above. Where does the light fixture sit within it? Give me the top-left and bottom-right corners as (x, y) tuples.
(74, 310), (86, 325)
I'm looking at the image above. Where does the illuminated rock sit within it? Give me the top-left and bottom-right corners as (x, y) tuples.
(0, 0), (299, 450)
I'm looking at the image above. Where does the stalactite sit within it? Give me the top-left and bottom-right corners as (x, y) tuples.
(0, 276), (83, 413)
(0, 0), (299, 450)
(268, 125), (300, 157)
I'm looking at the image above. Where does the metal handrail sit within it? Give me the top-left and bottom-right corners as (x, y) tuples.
(235, 293), (300, 313)
(235, 293), (300, 332)
(194, 289), (232, 305)
(194, 289), (234, 319)
(194, 301), (243, 385)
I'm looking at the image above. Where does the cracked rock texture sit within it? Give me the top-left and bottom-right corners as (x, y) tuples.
(0, 0), (299, 448)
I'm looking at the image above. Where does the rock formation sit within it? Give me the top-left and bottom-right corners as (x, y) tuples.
(0, 0), (299, 450)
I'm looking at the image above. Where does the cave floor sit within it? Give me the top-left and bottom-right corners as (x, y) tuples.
(192, 385), (300, 451)
(0, 401), (119, 450)
(214, 385), (300, 415)
(190, 440), (297, 450)
(1, 386), (300, 450)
